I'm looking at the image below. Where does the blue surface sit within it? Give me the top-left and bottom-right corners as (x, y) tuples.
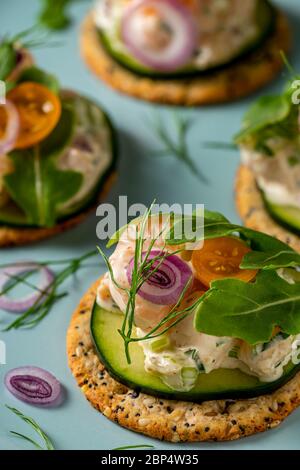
(1, 0), (300, 451)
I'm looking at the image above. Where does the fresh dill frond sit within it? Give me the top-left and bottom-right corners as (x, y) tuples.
(6, 405), (55, 450)
(97, 204), (204, 364)
(113, 444), (155, 450)
(150, 112), (209, 184)
(2, 250), (98, 331)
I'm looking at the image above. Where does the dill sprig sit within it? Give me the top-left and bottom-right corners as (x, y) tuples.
(150, 112), (209, 183)
(98, 204), (203, 364)
(6, 405), (55, 450)
(203, 142), (237, 151)
(0, 25), (56, 50)
(1, 250), (98, 331)
(113, 444), (155, 450)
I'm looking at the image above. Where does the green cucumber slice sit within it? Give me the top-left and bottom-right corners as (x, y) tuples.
(99, 0), (275, 80)
(91, 303), (300, 402)
(264, 197), (300, 234)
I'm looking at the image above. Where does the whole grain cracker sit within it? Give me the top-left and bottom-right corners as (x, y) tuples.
(67, 278), (300, 443)
(80, 11), (291, 106)
(236, 165), (300, 252)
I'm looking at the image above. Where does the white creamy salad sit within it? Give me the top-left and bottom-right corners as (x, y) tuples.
(241, 136), (300, 209)
(96, 220), (300, 392)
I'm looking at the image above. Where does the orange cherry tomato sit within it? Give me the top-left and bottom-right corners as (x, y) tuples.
(192, 237), (258, 288)
(7, 82), (61, 149)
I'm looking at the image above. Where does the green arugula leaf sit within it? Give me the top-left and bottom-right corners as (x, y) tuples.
(4, 103), (82, 227)
(0, 42), (16, 81)
(234, 95), (291, 143)
(17, 66), (60, 93)
(37, 0), (78, 31)
(166, 213), (300, 270)
(241, 248), (300, 270)
(194, 270), (300, 344)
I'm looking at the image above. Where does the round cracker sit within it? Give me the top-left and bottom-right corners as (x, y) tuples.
(0, 172), (116, 247)
(67, 278), (300, 443)
(80, 11), (291, 106)
(236, 165), (300, 252)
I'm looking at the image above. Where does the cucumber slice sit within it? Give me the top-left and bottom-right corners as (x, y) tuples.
(55, 95), (117, 219)
(91, 303), (300, 402)
(99, 0), (275, 80)
(264, 197), (300, 234)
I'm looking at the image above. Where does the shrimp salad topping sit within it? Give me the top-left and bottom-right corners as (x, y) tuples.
(97, 214), (300, 392)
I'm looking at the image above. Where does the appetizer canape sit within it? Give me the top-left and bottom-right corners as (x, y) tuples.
(81, 0), (290, 105)
(236, 76), (300, 252)
(0, 42), (117, 247)
(67, 209), (300, 442)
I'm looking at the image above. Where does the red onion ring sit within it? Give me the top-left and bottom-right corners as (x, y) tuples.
(5, 366), (62, 406)
(0, 100), (20, 155)
(121, 0), (198, 72)
(127, 250), (192, 305)
(0, 263), (54, 313)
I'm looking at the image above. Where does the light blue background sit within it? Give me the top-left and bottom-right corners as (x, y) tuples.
(1, 0), (300, 451)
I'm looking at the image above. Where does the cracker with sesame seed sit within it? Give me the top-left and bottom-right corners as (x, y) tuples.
(67, 278), (300, 443)
(236, 165), (300, 253)
(0, 172), (116, 247)
(80, 11), (290, 106)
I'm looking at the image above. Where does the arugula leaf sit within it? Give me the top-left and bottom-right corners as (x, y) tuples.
(37, 0), (77, 31)
(4, 103), (82, 227)
(241, 247), (300, 270)
(194, 270), (300, 344)
(17, 66), (60, 93)
(166, 213), (300, 270)
(0, 42), (16, 81)
(234, 95), (291, 143)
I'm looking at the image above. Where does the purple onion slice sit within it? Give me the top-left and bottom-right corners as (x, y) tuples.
(5, 366), (62, 407)
(0, 263), (54, 313)
(0, 100), (20, 155)
(121, 0), (198, 72)
(127, 250), (192, 305)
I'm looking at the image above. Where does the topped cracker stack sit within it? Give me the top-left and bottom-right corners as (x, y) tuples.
(68, 210), (300, 442)
(0, 31), (117, 247)
(81, 0), (291, 105)
(235, 75), (300, 252)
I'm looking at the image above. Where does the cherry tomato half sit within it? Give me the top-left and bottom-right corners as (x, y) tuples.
(192, 237), (258, 287)
(7, 82), (61, 149)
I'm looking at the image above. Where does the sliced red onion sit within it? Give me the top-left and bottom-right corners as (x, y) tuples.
(121, 0), (198, 72)
(5, 366), (62, 407)
(0, 100), (20, 155)
(127, 250), (192, 305)
(0, 263), (54, 313)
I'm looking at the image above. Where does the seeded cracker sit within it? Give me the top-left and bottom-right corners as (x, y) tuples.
(80, 11), (290, 106)
(67, 278), (300, 442)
